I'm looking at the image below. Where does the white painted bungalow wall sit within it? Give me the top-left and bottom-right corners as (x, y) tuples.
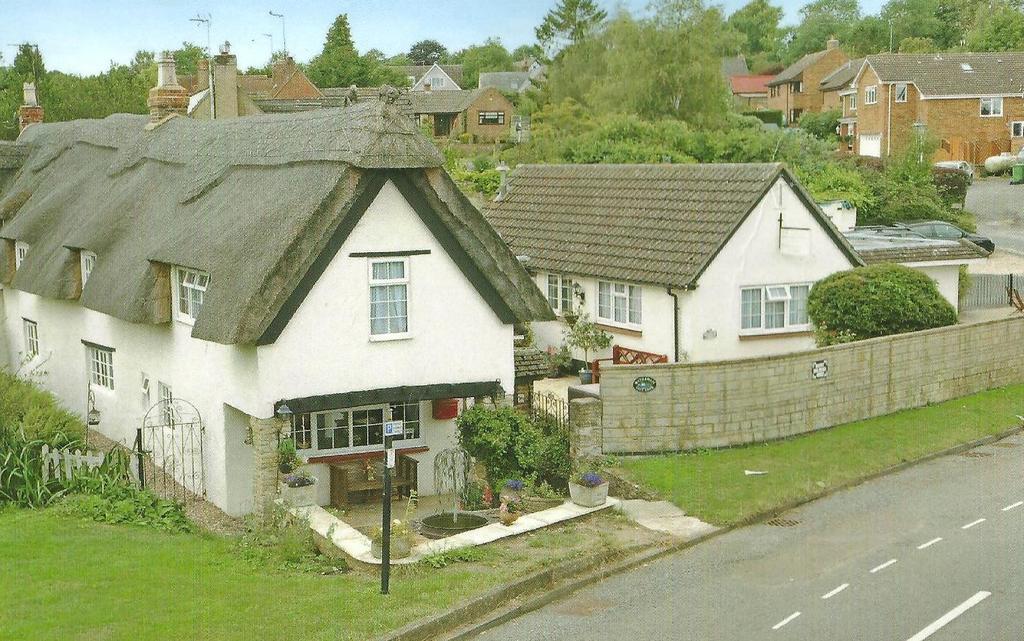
(2, 180), (513, 515)
(530, 178), (859, 364)
(911, 263), (962, 311)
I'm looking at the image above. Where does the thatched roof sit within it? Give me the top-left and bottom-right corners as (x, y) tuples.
(0, 103), (551, 345)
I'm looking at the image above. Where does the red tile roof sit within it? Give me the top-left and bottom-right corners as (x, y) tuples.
(730, 75), (773, 95)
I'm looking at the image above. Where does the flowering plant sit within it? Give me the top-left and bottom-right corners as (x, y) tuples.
(282, 470), (315, 488)
(577, 471), (605, 488)
(504, 479), (525, 491)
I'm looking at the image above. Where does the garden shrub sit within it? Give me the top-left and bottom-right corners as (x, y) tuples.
(0, 424), (79, 507)
(808, 264), (957, 346)
(798, 109), (841, 142)
(456, 406), (570, 489)
(933, 168), (969, 208)
(235, 506), (341, 573)
(0, 371), (84, 442)
(742, 109), (783, 127)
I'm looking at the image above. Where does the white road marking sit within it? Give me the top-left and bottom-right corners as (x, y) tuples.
(1002, 501), (1023, 512)
(961, 518), (986, 530)
(821, 583), (849, 599)
(904, 591), (991, 641)
(870, 559), (898, 573)
(917, 537), (943, 550)
(772, 612), (801, 630)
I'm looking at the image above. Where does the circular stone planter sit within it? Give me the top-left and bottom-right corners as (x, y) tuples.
(278, 479), (318, 507)
(419, 512), (490, 539)
(568, 481), (609, 508)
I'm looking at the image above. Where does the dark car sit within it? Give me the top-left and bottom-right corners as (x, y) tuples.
(902, 221), (995, 252)
(851, 225), (927, 239)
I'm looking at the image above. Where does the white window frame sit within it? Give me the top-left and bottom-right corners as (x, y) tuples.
(980, 96), (1003, 117)
(80, 250), (96, 287)
(848, 93), (857, 111)
(1013, 121), (1024, 138)
(172, 266), (209, 326)
(739, 284), (812, 336)
(292, 401), (425, 456)
(894, 83), (908, 103)
(157, 381), (173, 425)
(429, 76), (444, 89)
(368, 258), (410, 340)
(478, 111), (505, 125)
(864, 85), (878, 105)
(14, 241), (29, 269)
(596, 280), (642, 330)
(23, 319), (38, 359)
(546, 274), (575, 314)
(86, 343), (115, 391)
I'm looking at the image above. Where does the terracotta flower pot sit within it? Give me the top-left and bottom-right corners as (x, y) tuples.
(568, 481), (608, 508)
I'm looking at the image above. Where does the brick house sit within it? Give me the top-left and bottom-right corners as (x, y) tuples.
(819, 58), (864, 152)
(767, 39), (849, 125)
(730, 75), (774, 109)
(847, 52), (1024, 162)
(407, 87), (515, 142)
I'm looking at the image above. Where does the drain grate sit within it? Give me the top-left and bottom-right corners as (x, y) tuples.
(766, 517), (800, 527)
(992, 443), (1020, 448)
(959, 451), (994, 458)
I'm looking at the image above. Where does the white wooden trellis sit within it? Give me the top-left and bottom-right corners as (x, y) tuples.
(40, 445), (138, 483)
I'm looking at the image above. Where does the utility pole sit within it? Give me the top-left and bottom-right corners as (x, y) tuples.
(269, 11), (287, 56)
(190, 13), (214, 119)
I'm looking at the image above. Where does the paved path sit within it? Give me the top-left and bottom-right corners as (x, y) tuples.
(476, 432), (1024, 640)
(966, 179), (1024, 255)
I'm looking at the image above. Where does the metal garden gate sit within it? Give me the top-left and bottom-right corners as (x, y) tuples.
(134, 398), (206, 505)
(961, 273), (1023, 310)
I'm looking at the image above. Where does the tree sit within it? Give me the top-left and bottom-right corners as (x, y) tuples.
(846, 15), (890, 54)
(728, 0), (784, 55)
(785, 0), (861, 61)
(306, 14), (403, 87)
(967, 1), (1024, 51)
(172, 42), (207, 77)
(408, 39), (448, 65)
(808, 264), (957, 346)
(535, 0), (608, 55)
(798, 108), (841, 141)
(881, 0), (947, 51)
(899, 36), (938, 52)
(511, 43), (545, 64)
(450, 38), (513, 88)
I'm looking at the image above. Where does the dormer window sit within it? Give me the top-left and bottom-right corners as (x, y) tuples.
(15, 241), (29, 269)
(80, 251), (96, 287)
(172, 266), (210, 325)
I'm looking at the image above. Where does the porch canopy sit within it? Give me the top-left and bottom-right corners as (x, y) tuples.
(274, 380), (500, 415)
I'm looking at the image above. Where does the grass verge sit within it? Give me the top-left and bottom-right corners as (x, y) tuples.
(621, 383), (1024, 527)
(0, 506), (653, 641)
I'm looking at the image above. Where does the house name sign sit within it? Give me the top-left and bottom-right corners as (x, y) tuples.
(633, 376), (657, 393)
(811, 360), (829, 380)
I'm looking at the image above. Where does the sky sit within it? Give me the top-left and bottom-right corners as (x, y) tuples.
(1, 0), (887, 76)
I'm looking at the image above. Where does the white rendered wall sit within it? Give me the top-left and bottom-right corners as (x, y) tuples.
(911, 263), (963, 312)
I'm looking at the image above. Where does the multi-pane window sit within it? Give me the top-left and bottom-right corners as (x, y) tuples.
(864, 85), (877, 104)
(14, 241), (29, 269)
(981, 97), (1003, 117)
(894, 83), (908, 103)
(790, 81), (802, 93)
(23, 319), (38, 358)
(848, 93), (857, 111)
(369, 259), (409, 336)
(87, 344), (114, 390)
(429, 76), (445, 89)
(294, 402), (423, 453)
(1013, 122), (1024, 138)
(478, 111), (505, 125)
(80, 251), (96, 286)
(173, 266), (209, 324)
(597, 281), (642, 327)
(546, 274), (574, 313)
(740, 284), (811, 333)
(158, 382), (173, 425)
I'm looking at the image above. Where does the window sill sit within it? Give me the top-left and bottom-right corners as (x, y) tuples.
(369, 332), (413, 342)
(305, 444), (429, 464)
(594, 321), (642, 337)
(739, 329), (813, 340)
(173, 316), (196, 327)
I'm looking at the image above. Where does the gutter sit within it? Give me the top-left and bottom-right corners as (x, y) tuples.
(886, 82), (892, 157)
(666, 287), (680, 363)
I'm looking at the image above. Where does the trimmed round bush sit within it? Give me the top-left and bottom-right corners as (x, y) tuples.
(808, 264), (957, 346)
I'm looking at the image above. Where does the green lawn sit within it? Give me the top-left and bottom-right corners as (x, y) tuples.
(0, 507), (640, 641)
(621, 384), (1024, 527)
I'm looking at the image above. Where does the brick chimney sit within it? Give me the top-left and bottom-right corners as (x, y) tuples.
(195, 58), (210, 91)
(212, 41), (239, 119)
(826, 36), (840, 50)
(18, 83), (44, 132)
(147, 53), (189, 122)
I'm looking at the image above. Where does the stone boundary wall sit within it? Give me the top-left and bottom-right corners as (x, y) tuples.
(598, 317), (1024, 453)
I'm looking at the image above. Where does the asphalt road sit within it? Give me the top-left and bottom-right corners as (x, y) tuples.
(966, 179), (1024, 255)
(476, 431), (1024, 641)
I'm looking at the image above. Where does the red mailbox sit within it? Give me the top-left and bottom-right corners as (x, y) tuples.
(432, 398), (459, 420)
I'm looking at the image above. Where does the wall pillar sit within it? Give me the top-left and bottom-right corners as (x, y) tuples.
(250, 415), (287, 521)
(569, 397), (603, 461)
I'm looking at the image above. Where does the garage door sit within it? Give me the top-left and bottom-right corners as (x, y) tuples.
(859, 134), (882, 158)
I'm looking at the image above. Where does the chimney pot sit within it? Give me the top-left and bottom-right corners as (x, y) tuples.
(219, 41), (231, 55)
(827, 36), (840, 50)
(18, 82), (44, 133)
(147, 54), (188, 123)
(22, 82), (38, 107)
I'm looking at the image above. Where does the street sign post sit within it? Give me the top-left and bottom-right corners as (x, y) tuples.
(380, 419), (403, 595)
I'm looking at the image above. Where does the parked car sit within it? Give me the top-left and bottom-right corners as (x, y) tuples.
(851, 224), (926, 239)
(934, 160), (974, 184)
(902, 221), (995, 252)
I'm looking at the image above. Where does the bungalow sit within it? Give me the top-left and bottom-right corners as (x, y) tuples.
(730, 75), (773, 109)
(845, 52), (1024, 162)
(397, 63), (463, 91)
(767, 39), (849, 126)
(483, 163), (864, 365)
(0, 58), (550, 516)
(407, 87), (515, 142)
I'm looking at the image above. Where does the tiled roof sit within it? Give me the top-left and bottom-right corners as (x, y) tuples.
(730, 75), (773, 94)
(865, 52), (1024, 96)
(395, 64), (464, 86)
(514, 347), (549, 379)
(478, 72), (532, 92)
(721, 56), (750, 78)
(767, 50), (830, 86)
(820, 58), (863, 92)
(483, 163), (862, 288)
(847, 234), (990, 264)
(406, 89), (484, 114)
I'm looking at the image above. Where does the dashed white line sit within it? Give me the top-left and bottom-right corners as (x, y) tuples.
(870, 559), (898, 574)
(1003, 501), (1023, 512)
(917, 537), (943, 550)
(961, 518), (986, 530)
(904, 591), (991, 641)
(772, 611), (801, 630)
(821, 583), (849, 599)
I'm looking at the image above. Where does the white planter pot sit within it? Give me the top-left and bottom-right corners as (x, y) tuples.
(279, 479), (318, 507)
(568, 481), (609, 508)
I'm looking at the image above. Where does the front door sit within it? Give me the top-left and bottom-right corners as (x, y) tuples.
(434, 114), (453, 137)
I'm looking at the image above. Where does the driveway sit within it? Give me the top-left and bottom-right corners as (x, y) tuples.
(966, 178), (1024, 255)
(475, 431), (1024, 640)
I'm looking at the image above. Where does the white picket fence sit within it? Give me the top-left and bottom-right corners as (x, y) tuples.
(40, 445), (137, 484)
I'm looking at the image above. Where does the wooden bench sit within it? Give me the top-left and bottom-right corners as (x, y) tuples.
(329, 454), (418, 508)
(592, 345), (669, 383)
